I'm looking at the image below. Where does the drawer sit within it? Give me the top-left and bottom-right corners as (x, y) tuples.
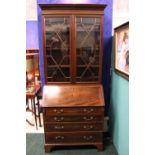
(45, 132), (103, 143)
(44, 122), (103, 132)
(44, 107), (104, 116)
(44, 115), (103, 123)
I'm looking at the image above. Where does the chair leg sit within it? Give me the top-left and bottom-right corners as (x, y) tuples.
(26, 98), (35, 127)
(26, 119), (34, 126)
(32, 98), (38, 130)
(36, 98), (42, 127)
(26, 106), (33, 113)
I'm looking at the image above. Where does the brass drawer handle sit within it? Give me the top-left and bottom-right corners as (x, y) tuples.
(55, 136), (64, 140)
(83, 125), (93, 129)
(83, 135), (93, 140)
(54, 117), (64, 122)
(54, 126), (64, 129)
(83, 108), (94, 113)
(83, 116), (94, 121)
(53, 109), (63, 114)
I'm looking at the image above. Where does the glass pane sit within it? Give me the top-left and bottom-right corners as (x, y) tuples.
(76, 17), (101, 82)
(47, 67), (70, 82)
(45, 16), (70, 82)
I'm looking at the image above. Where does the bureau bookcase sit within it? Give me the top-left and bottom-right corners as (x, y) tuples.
(39, 4), (106, 152)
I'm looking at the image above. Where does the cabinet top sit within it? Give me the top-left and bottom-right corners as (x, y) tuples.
(42, 84), (105, 107)
(39, 4), (107, 11)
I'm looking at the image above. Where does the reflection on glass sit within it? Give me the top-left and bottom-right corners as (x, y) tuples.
(45, 17), (70, 82)
(76, 17), (101, 82)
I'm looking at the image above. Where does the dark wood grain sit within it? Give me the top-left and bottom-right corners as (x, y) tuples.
(39, 4), (107, 11)
(44, 107), (104, 116)
(26, 49), (39, 53)
(40, 4), (106, 84)
(44, 115), (103, 123)
(44, 122), (103, 132)
(42, 85), (105, 152)
(45, 132), (103, 143)
(42, 85), (105, 107)
(39, 4), (106, 152)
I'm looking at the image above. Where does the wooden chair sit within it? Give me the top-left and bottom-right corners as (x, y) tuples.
(26, 98), (34, 126)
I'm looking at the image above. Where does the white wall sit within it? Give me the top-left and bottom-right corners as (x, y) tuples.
(113, 0), (129, 28)
(26, 0), (38, 21)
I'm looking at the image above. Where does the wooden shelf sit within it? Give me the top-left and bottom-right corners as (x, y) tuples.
(42, 7), (104, 84)
(40, 4), (106, 153)
(77, 65), (99, 67)
(47, 65), (70, 68)
(46, 47), (69, 50)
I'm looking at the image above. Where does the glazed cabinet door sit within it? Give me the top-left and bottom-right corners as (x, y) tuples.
(75, 16), (102, 83)
(43, 16), (71, 83)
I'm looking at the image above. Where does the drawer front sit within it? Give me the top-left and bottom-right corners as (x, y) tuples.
(45, 132), (103, 143)
(44, 122), (103, 132)
(44, 115), (103, 123)
(44, 107), (104, 116)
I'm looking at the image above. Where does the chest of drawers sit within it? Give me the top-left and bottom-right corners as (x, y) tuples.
(42, 85), (105, 152)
